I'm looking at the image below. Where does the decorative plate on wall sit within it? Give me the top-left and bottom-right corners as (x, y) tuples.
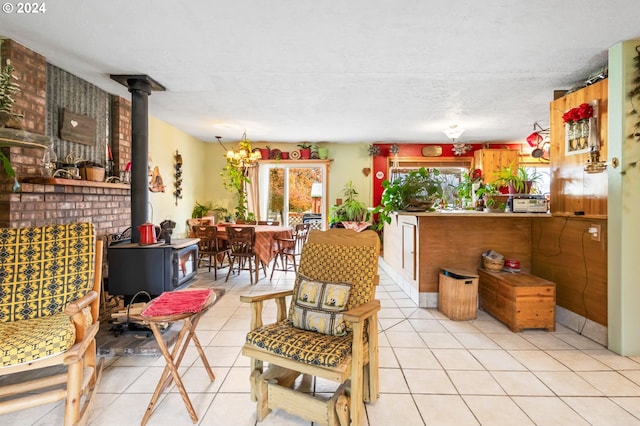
(289, 150), (301, 159)
(269, 149), (282, 160)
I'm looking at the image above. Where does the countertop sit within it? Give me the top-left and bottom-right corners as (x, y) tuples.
(396, 210), (551, 218)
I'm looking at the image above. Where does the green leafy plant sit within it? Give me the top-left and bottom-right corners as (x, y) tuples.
(329, 181), (370, 225)
(494, 163), (542, 194)
(475, 183), (508, 211)
(373, 167), (442, 230)
(0, 59), (20, 118)
(297, 142), (312, 150)
(192, 201), (213, 218)
(221, 136), (253, 220)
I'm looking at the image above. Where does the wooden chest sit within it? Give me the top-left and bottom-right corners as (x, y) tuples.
(477, 268), (556, 332)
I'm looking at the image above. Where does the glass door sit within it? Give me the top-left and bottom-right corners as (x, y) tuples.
(258, 162), (328, 229)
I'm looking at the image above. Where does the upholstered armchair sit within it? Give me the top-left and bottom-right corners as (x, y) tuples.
(241, 229), (380, 425)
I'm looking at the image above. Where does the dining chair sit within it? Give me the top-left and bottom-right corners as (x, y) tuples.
(225, 226), (262, 285)
(193, 225), (230, 280)
(241, 229), (381, 425)
(270, 223), (310, 279)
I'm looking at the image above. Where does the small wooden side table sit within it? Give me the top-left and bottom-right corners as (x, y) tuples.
(136, 289), (217, 425)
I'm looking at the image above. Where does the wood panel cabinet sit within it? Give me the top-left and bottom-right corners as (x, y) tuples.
(549, 79), (608, 217)
(473, 149), (519, 183)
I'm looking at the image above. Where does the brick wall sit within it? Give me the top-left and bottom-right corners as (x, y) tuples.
(0, 39), (132, 237)
(111, 95), (131, 174)
(7, 181), (131, 235)
(0, 39), (46, 134)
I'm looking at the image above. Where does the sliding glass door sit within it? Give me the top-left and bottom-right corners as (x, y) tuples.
(258, 162), (328, 230)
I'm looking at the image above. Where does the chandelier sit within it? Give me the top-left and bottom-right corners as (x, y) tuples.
(217, 133), (260, 168)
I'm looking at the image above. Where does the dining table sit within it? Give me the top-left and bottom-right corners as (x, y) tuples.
(216, 224), (293, 272)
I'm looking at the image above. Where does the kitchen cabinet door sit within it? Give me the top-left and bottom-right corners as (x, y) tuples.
(473, 149), (519, 183)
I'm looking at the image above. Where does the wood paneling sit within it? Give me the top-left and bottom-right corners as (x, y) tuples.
(417, 216), (533, 293)
(473, 149), (519, 183)
(531, 216), (607, 326)
(549, 79), (608, 217)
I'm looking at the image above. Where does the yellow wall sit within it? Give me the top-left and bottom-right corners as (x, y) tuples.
(148, 116), (207, 237)
(147, 128), (374, 235)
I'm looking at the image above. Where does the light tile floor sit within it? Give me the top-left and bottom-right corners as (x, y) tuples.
(4, 266), (640, 426)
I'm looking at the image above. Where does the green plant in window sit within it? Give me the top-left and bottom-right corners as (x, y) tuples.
(373, 167), (442, 230)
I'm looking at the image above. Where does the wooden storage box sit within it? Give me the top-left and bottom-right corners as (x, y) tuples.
(438, 268), (479, 321)
(478, 268), (556, 332)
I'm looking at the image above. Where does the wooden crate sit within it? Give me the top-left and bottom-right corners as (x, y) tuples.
(438, 268), (479, 321)
(478, 268), (556, 332)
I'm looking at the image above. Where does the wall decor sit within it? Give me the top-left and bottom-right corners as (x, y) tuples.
(173, 150), (183, 205)
(563, 100), (598, 156)
(421, 146), (443, 157)
(59, 108), (96, 146)
(149, 165), (165, 192)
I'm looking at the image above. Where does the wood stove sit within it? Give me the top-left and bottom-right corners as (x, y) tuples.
(107, 238), (199, 298)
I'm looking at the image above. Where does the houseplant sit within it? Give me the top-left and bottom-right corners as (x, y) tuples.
(475, 183), (509, 212)
(0, 58), (21, 182)
(494, 164), (541, 194)
(221, 136), (253, 220)
(297, 142), (312, 159)
(329, 181), (370, 228)
(373, 167), (442, 230)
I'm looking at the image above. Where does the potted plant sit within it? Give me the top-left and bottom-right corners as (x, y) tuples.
(475, 183), (509, 212)
(455, 169), (482, 209)
(221, 137), (253, 220)
(329, 181), (370, 228)
(494, 163), (541, 194)
(192, 201), (213, 218)
(0, 57), (21, 182)
(373, 167), (442, 230)
(297, 142), (312, 159)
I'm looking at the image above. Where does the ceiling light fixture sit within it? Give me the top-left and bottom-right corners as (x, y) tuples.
(443, 125), (465, 141)
(443, 125), (471, 156)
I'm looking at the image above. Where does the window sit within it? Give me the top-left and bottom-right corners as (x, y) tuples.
(258, 161), (329, 229)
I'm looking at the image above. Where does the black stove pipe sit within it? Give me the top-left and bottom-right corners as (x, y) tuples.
(128, 78), (151, 243)
(110, 74), (165, 243)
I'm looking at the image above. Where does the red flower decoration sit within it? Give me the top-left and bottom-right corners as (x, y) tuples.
(471, 168), (482, 182)
(563, 103), (594, 124)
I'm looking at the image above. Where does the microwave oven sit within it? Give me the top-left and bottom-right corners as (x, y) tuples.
(511, 195), (548, 213)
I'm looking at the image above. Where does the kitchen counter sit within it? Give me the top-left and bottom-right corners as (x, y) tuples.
(383, 212), (547, 307)
(397, 210), (550, 218)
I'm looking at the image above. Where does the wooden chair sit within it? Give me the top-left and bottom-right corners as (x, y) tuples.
(0, 223), (104, 426)
(241, 229), (380, 426)
(270, 222), (310, 279)
(193, 225), (231, 280)
(225, 226), (263, 285)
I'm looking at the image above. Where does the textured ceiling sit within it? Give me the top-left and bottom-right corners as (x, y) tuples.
(1, 0), (638, 145)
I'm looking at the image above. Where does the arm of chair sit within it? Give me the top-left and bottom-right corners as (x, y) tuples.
(240, 290), (294, 331)
(343, 299), (381, 324)
(65, 290), (99, 343)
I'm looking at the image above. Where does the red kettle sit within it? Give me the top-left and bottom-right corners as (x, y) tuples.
(138, 223), (157, 245)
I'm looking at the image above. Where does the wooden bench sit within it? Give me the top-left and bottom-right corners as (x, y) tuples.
(477, 268), (556, 332)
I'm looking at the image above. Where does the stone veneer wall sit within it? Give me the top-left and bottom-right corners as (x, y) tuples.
(0, 39), (131, 236)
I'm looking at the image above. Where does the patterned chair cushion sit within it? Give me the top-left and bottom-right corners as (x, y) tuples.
(0, 223), (96, 323)
(246, 320), (352, 368)
(291, 274), (351, 336)
(0, 312), (78, 366)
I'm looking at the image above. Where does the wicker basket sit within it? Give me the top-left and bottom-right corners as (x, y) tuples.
(79, 166), (105, 182)
(483, 256), (505, 271)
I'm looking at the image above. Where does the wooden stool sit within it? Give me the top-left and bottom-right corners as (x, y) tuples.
(135, 289), (217, 425)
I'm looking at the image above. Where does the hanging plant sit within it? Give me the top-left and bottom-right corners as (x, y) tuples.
(220, 134), (253, 220)
(622, 45), (640, 175)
